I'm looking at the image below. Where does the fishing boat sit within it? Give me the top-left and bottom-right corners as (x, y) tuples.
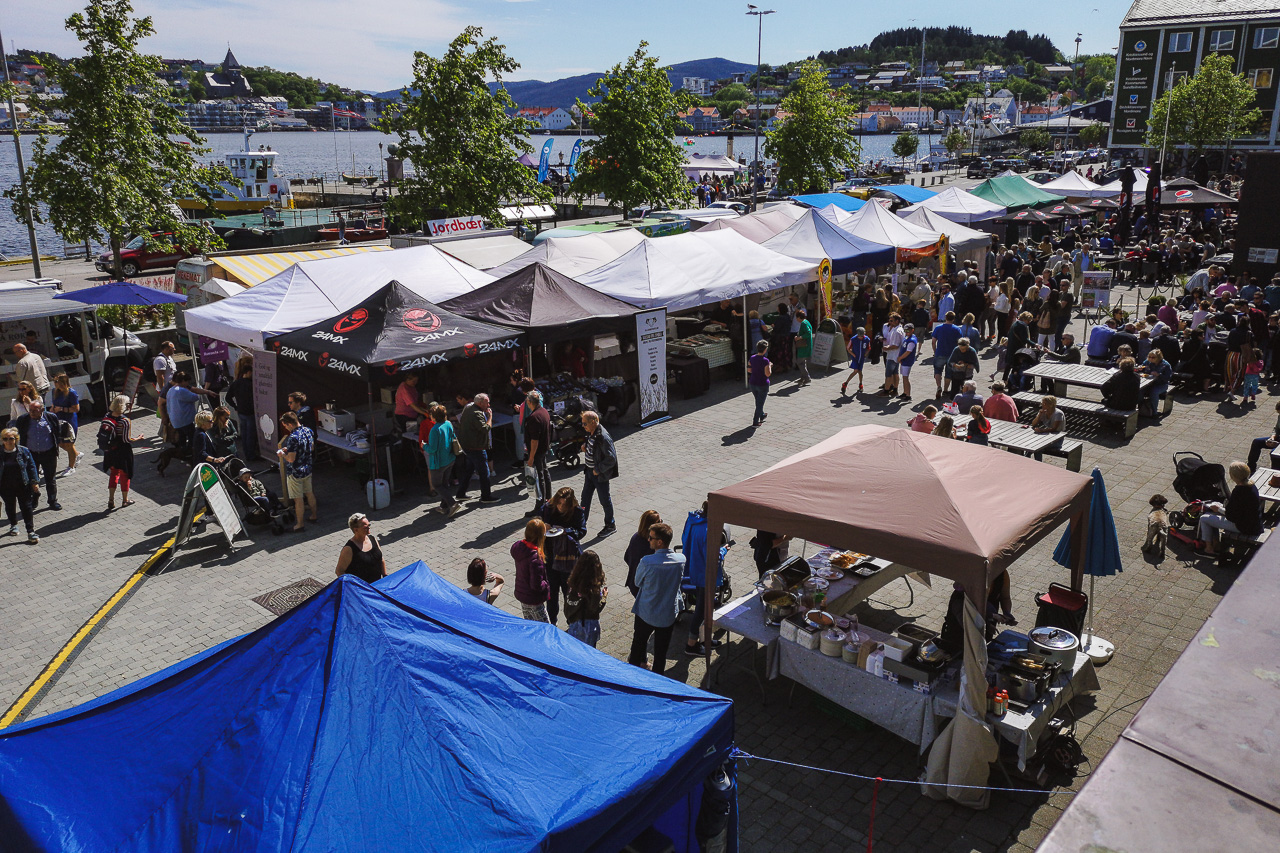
(317, 207), (388, 242)
(341, 172), (379, 186)
(178, 128), (293, 214)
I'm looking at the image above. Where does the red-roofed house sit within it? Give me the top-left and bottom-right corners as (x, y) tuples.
(515, 107), (574, 130)
(677, 106), (722, 133)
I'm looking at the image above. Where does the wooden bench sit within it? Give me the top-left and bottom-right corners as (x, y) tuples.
(1220, 526), (1272, 566)
(1013, 391), (1141, 439)
(1041, 437), (1084, 472)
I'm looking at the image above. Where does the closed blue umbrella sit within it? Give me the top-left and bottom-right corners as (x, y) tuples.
(53, 281), (187, 306)
(1052, 468), (1121, 661)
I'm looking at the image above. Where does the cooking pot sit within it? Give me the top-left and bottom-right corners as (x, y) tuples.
(762, 590), (798, 625)
(1028, 626), (1080, 667)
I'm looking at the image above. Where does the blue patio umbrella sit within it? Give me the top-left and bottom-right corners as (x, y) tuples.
(53, 281), (187, 306)
(1052, 467), (1121, 661)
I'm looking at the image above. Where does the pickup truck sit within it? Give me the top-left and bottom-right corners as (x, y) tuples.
(95, 233), (193, 277)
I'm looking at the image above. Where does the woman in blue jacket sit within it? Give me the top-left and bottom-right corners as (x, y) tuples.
(424, 405), (460, 518)
(0, 427), (40, 543)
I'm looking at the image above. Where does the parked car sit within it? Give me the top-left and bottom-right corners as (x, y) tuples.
(966, 159), (992, 178)
(95, 233), (193, 277)
(1025, 171), (1059, 185)
(706, 200), (748, 215)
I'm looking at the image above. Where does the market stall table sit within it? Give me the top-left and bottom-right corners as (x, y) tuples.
(712, 548), (927, 689)
(314, 428), (396, 494)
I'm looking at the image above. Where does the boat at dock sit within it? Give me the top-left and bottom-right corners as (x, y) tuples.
(341, 172), (380, 186)
(178, 128), (294, 214)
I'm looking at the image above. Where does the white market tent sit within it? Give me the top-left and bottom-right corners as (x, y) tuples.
(897, 206), (992, 254)
(905, 186), (1006, 224)
(574, 229), (816, 311)
(682, 153), (748, 176)
(1097, 170), (1152, 196)
(698, 205), (807, 243)
(824, 197), (944, 250)
(435, 234), (534, 271)
(485, 230), (646, 278)
(184, 244), (496, 350)
(1037, 171), (1117, 199)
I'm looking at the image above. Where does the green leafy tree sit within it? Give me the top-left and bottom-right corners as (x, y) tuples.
(242, 66), (326, 108)
(942, 128), (966, 155)
(4, 0), (229, 276)
(377, 26), (550, 225)
(1146, 53), (1263, 153)
(185, 68), (206, 101)
(1077, 123), (1107, 147)
(892, 131), (920, 169)
(764, 61), (861, 194)
(571, 42), (695, 215)
(1021, 127), (1051, 151)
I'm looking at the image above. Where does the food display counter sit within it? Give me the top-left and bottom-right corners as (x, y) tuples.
(668, 333), (734, 369)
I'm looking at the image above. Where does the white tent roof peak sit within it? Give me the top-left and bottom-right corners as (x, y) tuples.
(484, 230), (646, 278)
(1038, 170), (1117, 199)
(897, 206), (992, 253)
(909, 186), (1006, 224)
(831, 196), (944, 250)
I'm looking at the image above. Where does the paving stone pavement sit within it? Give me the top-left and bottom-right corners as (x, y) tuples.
(0, 294), (1266, 852)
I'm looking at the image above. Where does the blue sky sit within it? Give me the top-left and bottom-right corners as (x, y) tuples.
(11, 0), (1133, 90)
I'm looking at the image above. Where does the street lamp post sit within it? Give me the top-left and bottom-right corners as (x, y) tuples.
(1064, 33), (1082, 157)
(747, 5), (775, 212)
(1, 25), (41, 275)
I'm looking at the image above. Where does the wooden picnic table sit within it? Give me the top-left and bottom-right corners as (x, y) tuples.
(1023, 362), (1154, 397)
(951, 413), (1065, 456)
(1249, 467), (1280, 506)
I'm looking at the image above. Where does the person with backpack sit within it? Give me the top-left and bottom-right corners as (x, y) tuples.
(99, 394), (140, 511)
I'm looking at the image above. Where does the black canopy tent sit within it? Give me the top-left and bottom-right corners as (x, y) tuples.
(265, 281), (524, 480)
(441, 261), (642, 347)
(1156, 176), (1238, 209)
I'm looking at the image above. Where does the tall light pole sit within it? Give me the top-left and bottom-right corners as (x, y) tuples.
(1064, 33), (1082, 157)
(1, 25), (41, 275)
(747, 5), (774, 211)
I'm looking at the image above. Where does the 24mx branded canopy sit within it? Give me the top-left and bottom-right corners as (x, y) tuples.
(0, 564), (736, 852)
(265, 281), (523, 380)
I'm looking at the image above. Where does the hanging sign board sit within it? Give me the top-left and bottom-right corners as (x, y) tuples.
(1081, 270), (1113, 310)
(636, 308), (669, 427)
(818, 257), (833, 321)
(427, 215), (485, 237)
(121, 366), (144, 405)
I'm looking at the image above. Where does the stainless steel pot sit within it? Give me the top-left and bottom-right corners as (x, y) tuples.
(1004, 671), (1040, 704)
(1028, 626), (1080, 667)
(761, 590), (798, 624)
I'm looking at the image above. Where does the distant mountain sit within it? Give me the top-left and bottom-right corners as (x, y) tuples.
(375, 57), (754, 108)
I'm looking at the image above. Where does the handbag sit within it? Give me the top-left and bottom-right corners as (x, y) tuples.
(450, 438), (463, 457)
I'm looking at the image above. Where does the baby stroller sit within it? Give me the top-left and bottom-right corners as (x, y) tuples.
(551, 406), (589, 469)
(1168, 451), (1229, 536)
(680, 540), (735, 612)
(221, 457), (295, 535)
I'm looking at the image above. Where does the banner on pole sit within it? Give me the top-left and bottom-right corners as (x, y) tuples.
(568, 139), (582, 179)
(537, 138), (555, 184)
(635, 308), (669, 427)
(1081, 270), (1113, 310)
(251, 349), (279, 463)
(818, 258), (833, 321)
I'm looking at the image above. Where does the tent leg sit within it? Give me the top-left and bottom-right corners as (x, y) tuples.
(701, 511), (726, 689)
(742, 295), (749, 389)
(368, 382), (378, 482)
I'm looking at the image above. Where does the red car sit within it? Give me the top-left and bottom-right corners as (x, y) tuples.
(95, 233), (192, 277)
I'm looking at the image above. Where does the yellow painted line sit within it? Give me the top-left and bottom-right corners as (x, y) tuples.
(0, 511), (203, 729)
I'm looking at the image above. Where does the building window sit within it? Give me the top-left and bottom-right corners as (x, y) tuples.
(1168, 32), (1193, 53)
(1209, 30), (1235, 52)
(1250, 68), (1274, 89)
(1255, 27), (1280, 49)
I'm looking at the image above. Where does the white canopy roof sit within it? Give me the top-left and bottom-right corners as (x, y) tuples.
(698, 205), (806, 243)
(682, 153), (748, 175)
(827, 196), (943, 250)
(897, 206), (992, 253)
(184, 244), (496, 350)
(1037, 170), (1116, 199)
(484, 230), (646, 278)
(435, 234), (534, 270)
(1098, 170), (1151, 196)
(907, 185), (1006, 224)
(574, 230), (816, 311)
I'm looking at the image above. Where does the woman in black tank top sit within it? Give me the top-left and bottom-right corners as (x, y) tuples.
(336, 512), (386, 583)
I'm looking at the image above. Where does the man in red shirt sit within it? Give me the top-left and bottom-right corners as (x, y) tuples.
(982, 380), (1019, 422)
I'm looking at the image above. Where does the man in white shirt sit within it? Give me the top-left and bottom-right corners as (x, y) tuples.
(877, 314), (905, 397)
(152, 340), (178, 439)
(11, 343), (50, 398)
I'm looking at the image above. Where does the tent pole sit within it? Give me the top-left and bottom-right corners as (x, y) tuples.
(368, 382), (378, 482)
(742, 295), (749, 388)
(1086, 571), (1096, 643)
(702, 508), (724, 688)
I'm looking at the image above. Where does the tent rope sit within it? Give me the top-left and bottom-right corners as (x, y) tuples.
(729, 748), (1078, 796)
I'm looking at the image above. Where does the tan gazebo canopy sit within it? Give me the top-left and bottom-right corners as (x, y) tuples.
(704, 426), (1093, 601)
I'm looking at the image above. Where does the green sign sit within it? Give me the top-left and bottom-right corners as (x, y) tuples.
(1112, 29), (1161, 147)
(199, 464), (219, 490)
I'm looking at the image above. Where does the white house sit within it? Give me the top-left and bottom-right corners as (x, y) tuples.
(681, 77), (713, 96)
(516, 107), (575, 131)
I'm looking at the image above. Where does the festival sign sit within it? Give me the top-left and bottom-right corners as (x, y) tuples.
(1081, 270), (1114, 310)
(635, 308), (669, 427)
(427, 215), (485, 237)
(1111, 29), (1161, 147)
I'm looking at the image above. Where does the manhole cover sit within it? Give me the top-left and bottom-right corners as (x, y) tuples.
(252, 578), (326, 616)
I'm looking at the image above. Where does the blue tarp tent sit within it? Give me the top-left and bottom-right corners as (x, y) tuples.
(0, 563), (735, 853)
(871, 184), (938, 204)
(789, 192), (866, 212)
(762, 207), (895, 274)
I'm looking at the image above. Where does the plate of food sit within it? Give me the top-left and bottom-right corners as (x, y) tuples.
(545, 526), (565, 538)
(854, 563), (883, 578)
(828, 551), (867, 569)
(813, 567), (845, 581)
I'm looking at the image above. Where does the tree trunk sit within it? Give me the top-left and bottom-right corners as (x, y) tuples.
(110, 233), (122, 279)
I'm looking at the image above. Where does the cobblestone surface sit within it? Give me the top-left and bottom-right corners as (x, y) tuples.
(0, 292), (1261, 852)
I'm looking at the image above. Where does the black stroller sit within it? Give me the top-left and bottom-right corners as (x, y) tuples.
(551, 400), (589, 469)
(221, 457), (295, 535)
(1168, 451), (1229, 534)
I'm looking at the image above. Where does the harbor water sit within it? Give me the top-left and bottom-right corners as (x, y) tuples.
(0, 129), (920, 257)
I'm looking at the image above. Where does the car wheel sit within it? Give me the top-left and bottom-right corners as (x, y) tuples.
(121, 262), (139, 277)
